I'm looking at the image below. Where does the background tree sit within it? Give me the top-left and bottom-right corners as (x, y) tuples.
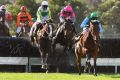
(99, 0), (120, 34)
(2, 0), (120, 37)
(49, 0), (88, 32)
(6, 0), (38, 34)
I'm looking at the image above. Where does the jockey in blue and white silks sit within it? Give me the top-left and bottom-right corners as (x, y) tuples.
(80, 12), (103, 33)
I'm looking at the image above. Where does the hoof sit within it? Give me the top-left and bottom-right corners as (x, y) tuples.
(84, 67), (87, 73)
(94, 73), (97, 76)
(41, 65), (46, 69)
(46, 70), (48, 74)
(79, 72), (81, 75)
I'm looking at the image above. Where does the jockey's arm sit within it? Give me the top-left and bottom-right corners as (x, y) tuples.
(17, 14), (21, 27)
(36, 8), (42, 22)
(71, 12), (76, 23)
(99, 22), (103, 33)
(80, 17), (90, 28)
(48, 9), (51, 19)
(59, 16), (65, 23)
(71, 16), (76, 23)
(26, 12), (32, 26)
(6, 11), (12, 21)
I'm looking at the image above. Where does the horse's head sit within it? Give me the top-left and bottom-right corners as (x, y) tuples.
(20, 22), (29, 33)
(89, 20), (100, 38)
(63, 18), (73, 36)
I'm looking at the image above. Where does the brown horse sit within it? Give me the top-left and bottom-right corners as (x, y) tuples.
(35, 19), (53, 72)
(18, 22), (30, 37)
(75, 20), (100, 76)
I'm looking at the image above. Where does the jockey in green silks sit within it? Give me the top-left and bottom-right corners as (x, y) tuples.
(29, 1), (52, 42)
(36, 0), (51, 23)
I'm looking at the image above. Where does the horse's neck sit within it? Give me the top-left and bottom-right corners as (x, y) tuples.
(42, 24), (48, 31)
(89, 24), (99, 41)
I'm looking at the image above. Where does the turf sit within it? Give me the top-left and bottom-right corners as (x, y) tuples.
(0, 73), (120, 80)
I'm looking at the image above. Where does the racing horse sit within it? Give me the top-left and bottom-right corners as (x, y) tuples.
(0, 10), (10, 36)
(35, 19), (53, 72)
(17, 22), (30, 37)
(75, 20), (100, 76)
(52, 18), (75, 62)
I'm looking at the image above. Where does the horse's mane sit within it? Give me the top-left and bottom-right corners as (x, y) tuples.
(37, 23), (48, 37)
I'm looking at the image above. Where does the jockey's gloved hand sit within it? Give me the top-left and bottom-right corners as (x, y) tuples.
(85, 25), (89, 27)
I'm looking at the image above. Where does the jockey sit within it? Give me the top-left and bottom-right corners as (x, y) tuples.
(0, 5), (12, 33)
(36, 0), (51, 24)
(16, 6), (32, 37)
(80, 12), (103, 34)
(30, 1), (52, 38)
(53, 5), (76, 40)
(59, 5), (76, 33)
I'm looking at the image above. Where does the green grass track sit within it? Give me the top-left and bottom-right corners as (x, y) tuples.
(0, 73), (120, 80)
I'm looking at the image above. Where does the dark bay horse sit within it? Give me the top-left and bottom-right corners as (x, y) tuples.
(53, 19), (75, 53)
(17, 22), (30, 37)
(35, 19), (53, 72)
(52, 19), (75, 68)
(75, 20), (100, 76)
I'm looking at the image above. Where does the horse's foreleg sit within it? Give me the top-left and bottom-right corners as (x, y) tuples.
(44, 53), (49, 73)
(84, 50), (91, 73)
(75, 46), (82, 75)
(93, 51), (98, 76)
(41, 52), (48, 70)
(38, 48), (45, 69)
